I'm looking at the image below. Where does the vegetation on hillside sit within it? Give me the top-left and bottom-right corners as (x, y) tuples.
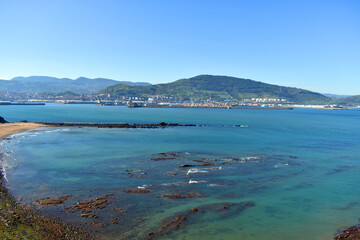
(101, 75), (329, 104)
(332, 95), (360, 106)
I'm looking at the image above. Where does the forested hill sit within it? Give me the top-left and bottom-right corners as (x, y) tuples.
(101, 75), (329, 104)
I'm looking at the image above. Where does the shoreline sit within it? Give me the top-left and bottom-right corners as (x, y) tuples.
(0, 122), (50, 139)
(1, 122), (359, 239)
(0, 122), (98, 239)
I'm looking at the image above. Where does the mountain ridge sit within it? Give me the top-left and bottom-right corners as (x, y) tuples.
(0, 76), (151, 94)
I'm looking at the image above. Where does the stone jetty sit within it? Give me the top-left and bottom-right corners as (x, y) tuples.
(36, 121), (197, 128)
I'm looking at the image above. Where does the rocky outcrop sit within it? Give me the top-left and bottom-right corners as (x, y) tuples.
(0, 116), (7, 123)
(335, 225), (360, 240)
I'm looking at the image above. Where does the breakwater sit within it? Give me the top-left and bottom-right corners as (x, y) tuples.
(36, 121), (198, 128)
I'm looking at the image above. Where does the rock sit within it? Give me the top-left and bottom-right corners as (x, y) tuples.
(35, 195), (71, 206)
(112, 208), (127, 213)
(90, 220), (103, 227)
(72, 194), (113, 215)
(111, 217), (118, 224)
(158, 152), (180, 157)
(190, 208), (198, 212)
(162, 193), (204, 199)
(152, 157), (176, 161)
(146, 232), (155, 239)
(160, 215), (187, 235)
(179, 164), (196, 167)
(193, 160), (215, 166)
(158, 122), (167, 126)
(81, 213), (98, 218)
(335, 225), (360, 240)
(123, 189), (152, 193)
(0, 116), (7, 123)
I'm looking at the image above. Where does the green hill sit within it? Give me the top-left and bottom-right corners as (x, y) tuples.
(333, 95), (360, 106)
(101, 75), (329, 104)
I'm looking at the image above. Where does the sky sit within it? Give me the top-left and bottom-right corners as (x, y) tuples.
(0, 0), (359, 95)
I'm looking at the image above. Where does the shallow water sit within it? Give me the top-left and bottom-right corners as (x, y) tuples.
(1, 105), (360, 239)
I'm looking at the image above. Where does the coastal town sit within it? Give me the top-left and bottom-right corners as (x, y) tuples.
(0, 90), (359, 110)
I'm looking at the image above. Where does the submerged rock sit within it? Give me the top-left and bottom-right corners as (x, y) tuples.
(158, 152), (181, 157)
(190, 208), (198, 212)
(123, 189), (152, 193)
(161, 193), (204, 199)
(72, 194), (114, 214)
(147, 201), (254, 239)
(113, 208), (127, 213)
(152, 157), (176, 161)
(35, 195), (71, 206)
(90, 220), (103, 227)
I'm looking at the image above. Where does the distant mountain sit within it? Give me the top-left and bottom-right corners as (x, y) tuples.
(0, 76), (151, 94)
(333, 95), (360, 106)
(101, 75), (329, 104)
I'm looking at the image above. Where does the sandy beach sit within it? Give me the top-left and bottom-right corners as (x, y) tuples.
(0, 122), (49, 139)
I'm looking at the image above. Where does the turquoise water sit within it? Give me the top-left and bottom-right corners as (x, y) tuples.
(1, 104), (360, 239)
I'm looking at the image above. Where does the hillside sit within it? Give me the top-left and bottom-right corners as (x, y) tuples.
(332, 95), (360, 106)
(40, 91), (80, 97)
(0, 76), (150, 94)
(101, 75), (329, 104)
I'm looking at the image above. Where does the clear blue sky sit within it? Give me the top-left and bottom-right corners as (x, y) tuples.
(0, 0), (359, 94)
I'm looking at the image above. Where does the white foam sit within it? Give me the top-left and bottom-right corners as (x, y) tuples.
(189, 180), (206, 184)
(186, 166), (223, 175)
(186, 168), (208, 175)
(2, 166), (8, 181)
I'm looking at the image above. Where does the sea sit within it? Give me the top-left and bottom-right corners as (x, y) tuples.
(1, 103), (360, 240)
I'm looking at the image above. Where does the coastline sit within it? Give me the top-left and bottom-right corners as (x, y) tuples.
(0, 122), (50, 139)
(1, 122), (359, 239)
(0, 122), (97, 239)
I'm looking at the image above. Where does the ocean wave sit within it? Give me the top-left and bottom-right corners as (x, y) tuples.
(189, 180), (207, 184)
(186, 167), (222, 175)
(186, 168), (209, 175)
(0, 141), (18, 181)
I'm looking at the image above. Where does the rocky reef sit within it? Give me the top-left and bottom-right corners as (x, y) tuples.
(0, 172), (97, 239)
(146, 201), (255, 239)
(335, 225), (360, 240)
